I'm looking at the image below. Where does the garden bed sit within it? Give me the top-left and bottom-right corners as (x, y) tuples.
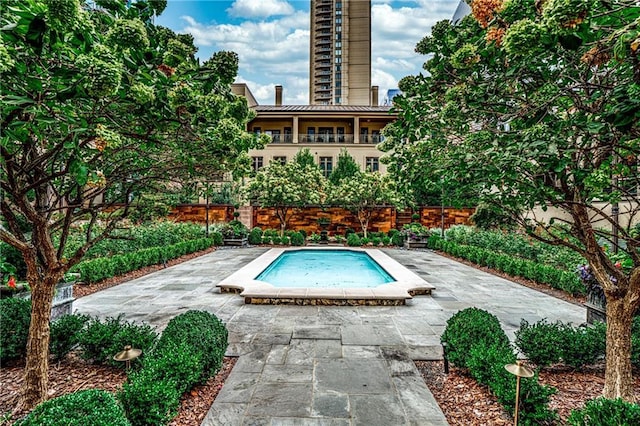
(416, 360), (640, 425)
(0, 353), (236, 425)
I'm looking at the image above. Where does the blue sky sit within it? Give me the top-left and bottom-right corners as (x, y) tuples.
(155, 0), (462, 105)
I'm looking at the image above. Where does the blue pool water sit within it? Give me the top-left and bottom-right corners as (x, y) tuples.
(255, 249), (395, 288)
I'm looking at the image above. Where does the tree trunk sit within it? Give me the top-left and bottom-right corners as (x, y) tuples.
(15, 278), (56, 412)
(603, 295), (636, 401)
(358, 210), (371, 239)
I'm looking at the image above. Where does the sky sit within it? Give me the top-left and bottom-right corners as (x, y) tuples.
(155, 0), (462, 105)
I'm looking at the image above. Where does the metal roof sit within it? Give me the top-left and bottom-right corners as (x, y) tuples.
(253, 105), (393, 113)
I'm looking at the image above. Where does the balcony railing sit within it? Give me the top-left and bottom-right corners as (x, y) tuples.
(265, 134), (386, 145)
(298, 134), (354, 144)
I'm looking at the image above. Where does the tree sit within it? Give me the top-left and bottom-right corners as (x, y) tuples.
(1, 0), (261, 410)
(292, 147), (316, 168)
(382, 0), (640, 401)
(329, 148), (360, 185)
(247, 157), (326, 235)
(328, 171), (397, 238)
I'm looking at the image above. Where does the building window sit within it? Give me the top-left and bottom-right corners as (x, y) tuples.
(335, 17), (341, 24)
(319, 157), (333, 177)
(251, 156), (263, 172)
(335, 41), (341, 48)
(366, 157), (379, 172)
(272, 156), (286, 165)
(335, 97), (341, 104)
(335, 49), (341, 56)
(253, 126), (261, 134)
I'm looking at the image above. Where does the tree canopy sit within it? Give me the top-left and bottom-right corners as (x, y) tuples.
(328, 171), (397, 238)
(381, 0), (640, 400)
(246, 150), (326, 234)
(1, 0), (262, 409)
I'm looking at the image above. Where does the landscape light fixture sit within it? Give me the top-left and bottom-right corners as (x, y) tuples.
(114, 345), (142, 370)
(504, 360), (534, 426)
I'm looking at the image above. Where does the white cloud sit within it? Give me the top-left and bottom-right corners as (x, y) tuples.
(173, 1), (459, 105)
(227, 0), (295, 19)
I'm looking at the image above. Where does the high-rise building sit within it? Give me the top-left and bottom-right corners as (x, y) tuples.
(309, 0), (371, 106)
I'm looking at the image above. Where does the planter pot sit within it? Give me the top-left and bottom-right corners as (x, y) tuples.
(15, 281), (75, 321)
(223, 237), (248, 247)
(404, 240), (428, 249)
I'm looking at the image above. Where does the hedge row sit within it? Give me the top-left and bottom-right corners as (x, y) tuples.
(119, 310), (228, 426)
(429, 235), (586, 296)
(441, 308), (558, 425)
(516, 318), (640, 370)
(72, 237), (217, 283)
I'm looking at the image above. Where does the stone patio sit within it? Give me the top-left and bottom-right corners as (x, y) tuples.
(74, 247), (586, 425)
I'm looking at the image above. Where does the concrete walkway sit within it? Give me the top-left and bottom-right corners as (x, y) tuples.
(74, 247), (586, 426)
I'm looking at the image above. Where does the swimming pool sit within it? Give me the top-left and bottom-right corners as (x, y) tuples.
(255, 249), (394, 288)
(217, 247), (435, 305)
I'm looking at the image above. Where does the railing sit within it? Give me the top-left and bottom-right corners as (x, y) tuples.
(265, 134), (386, 145)
(298, 134), (354, 144)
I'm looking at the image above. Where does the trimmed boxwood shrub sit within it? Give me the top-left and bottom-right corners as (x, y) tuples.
(515, 319), (606, 369)
(77, 315), (157, 366)
(441, 307), (510, 369)
(567, 397), (640, 425)
(442, 307), (558, 425)
(154, 310), (228, 382)
(119, 310), (228, 425)
(119, 370), (180, 426)
(73, 238), (214, 283)
(0, 297), (31, 362)
(248, 227), (263, 245)
(50, 313), (91, 361)
(15, 389), (130, 426)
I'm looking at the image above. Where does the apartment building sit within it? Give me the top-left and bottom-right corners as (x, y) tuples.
(245, 86), (395, 176)
(242, 0), (395, 175)
(309, 0), (371, 106)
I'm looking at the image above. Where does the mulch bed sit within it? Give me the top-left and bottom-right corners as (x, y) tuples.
(0, 355), (236, 425)
(416, 360), (640, 425)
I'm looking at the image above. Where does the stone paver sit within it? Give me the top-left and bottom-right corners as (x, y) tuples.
(74, 247), (585, 425)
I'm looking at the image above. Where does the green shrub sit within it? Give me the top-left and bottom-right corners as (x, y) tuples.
(382, 236), (391, 245)
(248, 227), (263, 245)
(210, 231), (223, 246)
(74, 238), (214, 283)
(467, 340), (557, 425)
(515, 319), (568, 367)
(262, 235), (272, 244)
(50, 313), (90, 361)
(272, 236), (282, 245)
(441, 307), (510, 369)
(372, 237), (381, 246)
(347, 233), (361, 247)
(119, 370), (180, 426)
(391, 231), (404, 246)
(567, 397), (640, 426)
(0, 297), (31, 362)
(144, 342), (204, 394)
(77, 315), (157, 366)
(290, 231), (305, 246)
(360, 237), (370, 246)
(154, 310), (228, 382)
(15, 389), (130, 426)
(298, 229), (307, 238)
(561, 322), (606, 369)
(516, 319), (606, 369)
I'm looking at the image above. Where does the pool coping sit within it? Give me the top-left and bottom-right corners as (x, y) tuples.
(216, 247), (435, 305)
